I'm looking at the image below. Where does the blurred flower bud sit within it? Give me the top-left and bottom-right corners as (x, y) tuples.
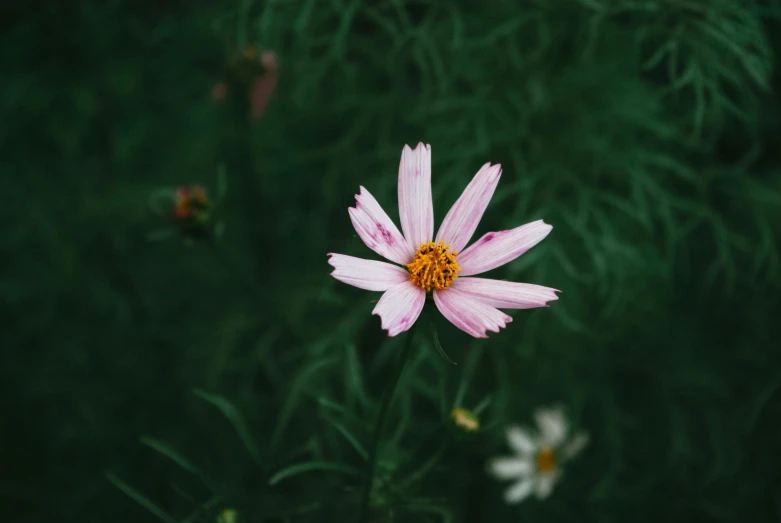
(451, 408), (480, 433)
(173, 185), (211, 221)
(248, 71), (277, 122)
(212, 81), (229, 101)
(147, 169), (227, 243)
(167, 184), (214, 240)
(249, 50), (278, 122)
(219, 46), (279, 122)
(260, 50), (278, 73)
(216, 508), (237, 523)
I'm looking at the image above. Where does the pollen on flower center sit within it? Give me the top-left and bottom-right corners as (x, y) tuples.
(536, 446), (556, 472)
(406, 240), (460, 291)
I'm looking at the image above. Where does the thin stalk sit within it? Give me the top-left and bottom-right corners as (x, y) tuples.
(356, 324), (418, 522)
(397, 443), (449, 490)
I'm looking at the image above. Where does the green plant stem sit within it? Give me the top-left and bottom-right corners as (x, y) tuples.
(356, 324), (418, 522)
(398, 443), (449, 490)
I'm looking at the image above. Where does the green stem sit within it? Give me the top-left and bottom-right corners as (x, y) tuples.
(398, 443), (449, 490)
(356, 324), (418, 522)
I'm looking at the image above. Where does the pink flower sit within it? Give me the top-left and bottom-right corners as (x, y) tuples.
(328, 143), (559, 338)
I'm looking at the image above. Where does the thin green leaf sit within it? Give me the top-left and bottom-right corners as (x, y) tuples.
(406, 500), (454, 523)
(106, 473), (175, 523)
(146, 229), (175, 242)
(399, 445), (448, 489)
(140, 437), (203, 478)
(147, 188), (176, 214)
(213, 221), (225, 239)
(268, 461), (361, 486)
(473, 395), (492, 416)
(429, 316), (457, 366)
(344, 343), (369, 406)
(746, 377), (781, 433)
(193, 389), (262, 464)
(316, 396), (362, 424)
(271, 358), (336, 449)
(215, 164), (228, 203)
(438, 375), (447, 417)
(452, 378), (468, 410)
(322, 417), (368, 460)
(180, 497), (220, 523)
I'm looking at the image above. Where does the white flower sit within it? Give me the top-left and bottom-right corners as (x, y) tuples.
(488, 406), (589, 504)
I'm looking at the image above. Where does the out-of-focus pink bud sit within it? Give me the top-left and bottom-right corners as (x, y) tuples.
(212, 81), (229, 101)
(260, 51), (278, 73)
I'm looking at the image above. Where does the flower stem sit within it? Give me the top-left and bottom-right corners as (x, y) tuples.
(398, 443), (449, 490)
(356, 325), (418, 522)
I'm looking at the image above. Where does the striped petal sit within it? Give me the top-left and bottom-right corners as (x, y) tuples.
(534, 471), (560, 499)
(534, 407), (568, 448)
(349, 186), (414, 265)
(505, 479), (535, 504)
(562, 431), (590, 460)
(489, 457), (533, 479)
(457, 220), (553, 277)
(506, 425), (537, 455)
(435, 162), (502, 253)
(450, 277), (559, 309)
(433, 287), (512, 338)
(327, 253), (410, 291)
(372, 281), (426, 337)
(398, 143), (434, 251)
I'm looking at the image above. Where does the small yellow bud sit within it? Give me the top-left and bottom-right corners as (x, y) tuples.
(451, 408), (480, 432)
(217, 508), (237, 523)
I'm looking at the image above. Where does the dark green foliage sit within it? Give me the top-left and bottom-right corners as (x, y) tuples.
(3, 0), (781, 521)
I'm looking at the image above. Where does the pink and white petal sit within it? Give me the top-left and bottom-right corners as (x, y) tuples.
(372, 281), (426, 337)
(457, 220), (553, 277)
(398, 143), (434, 250)
(327, 253), (410, 291)
(534, 471), (560, 499)
(349, 186), (414, 265)
(451, 277), (559, 309)
(433, 288), (512, 338)
(562, 432), (590, 460)
(505, 479), (535, 504)
(489, 457), (534, 480)
(506, 425), (537, 456)
(435, 162), (502, 253)
(534, 407), (568, 448)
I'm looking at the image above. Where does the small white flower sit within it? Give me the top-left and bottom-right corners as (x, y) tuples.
(488, 406), (589, 504)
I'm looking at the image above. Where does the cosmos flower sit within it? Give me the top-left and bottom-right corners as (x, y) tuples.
(488, 406), (589, 504)
(327, 143), (559, 337)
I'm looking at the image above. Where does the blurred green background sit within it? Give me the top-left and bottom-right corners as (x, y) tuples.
(4, 0), (781, 521)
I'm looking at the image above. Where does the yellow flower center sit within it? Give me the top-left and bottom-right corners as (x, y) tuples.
(536, 446), (556, 472)
(407, 240), (460, 291)
(244, 46), (257, 61)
